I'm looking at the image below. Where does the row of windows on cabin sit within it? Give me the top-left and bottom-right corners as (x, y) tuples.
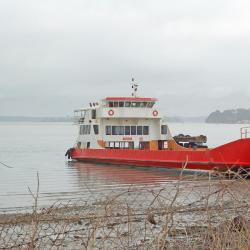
(106, 125), (149, 136)
(105, 125), (168, 136)
(106, 141), (134, 149)
(108, 101), (155, 108)
(79, 124), (167, 136)
(79, 125), (99, 135)
(105, 141), (152, 150)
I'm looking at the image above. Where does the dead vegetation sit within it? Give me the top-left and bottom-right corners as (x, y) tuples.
(0, 170), (249, 249)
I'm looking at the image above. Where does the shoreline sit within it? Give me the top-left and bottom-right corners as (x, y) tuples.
(1, 175), (249, 249)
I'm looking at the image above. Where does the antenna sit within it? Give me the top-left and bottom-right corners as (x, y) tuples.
(131, 78), (139, 97)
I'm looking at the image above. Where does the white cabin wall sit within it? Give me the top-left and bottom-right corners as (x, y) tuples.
(75, 101), (172, 150)
(102, 118), (162, 148)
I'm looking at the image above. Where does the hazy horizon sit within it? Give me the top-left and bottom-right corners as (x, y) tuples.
(1, 0), (250, 117)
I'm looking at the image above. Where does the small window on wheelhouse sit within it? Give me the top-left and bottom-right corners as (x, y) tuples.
(87, 142), (90, 148)
(131, 126), (136, 135)
(106, 126), (111, 135)
(119, 102), (124, 107)
(137, 126), (143, 135)
(132, 102), (140, 107)
(141, 102), (148, 107)
(112, 126), (120, 135)
(83, 125), (86, 134)
(143, 126), (149, 135)
(125, 126), (130, 135)
(147, 102), (155, 108)
(91, 109), (96, 119)
(93, 125), (99, 134)
(113, 102), (119, 107)
(119, 126), (125, 135)
(161, 125), (168, 135)
(125, 102), (131, 107)
(109, 102), (114, 107)
(87, 125), (91, 134)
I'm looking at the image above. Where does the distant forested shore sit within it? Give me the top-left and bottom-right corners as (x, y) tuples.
(206, 109), (250, 124)
(1, 111), (249, 124)
(0, 116), (73, 122)
(0, 116), (206, 123)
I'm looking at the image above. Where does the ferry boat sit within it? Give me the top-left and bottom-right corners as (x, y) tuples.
(66, 80), (250, 173)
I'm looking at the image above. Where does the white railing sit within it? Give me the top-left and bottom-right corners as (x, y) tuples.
(240, 127), (250, 139)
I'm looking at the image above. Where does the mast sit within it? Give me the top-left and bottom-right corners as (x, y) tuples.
(131, 78), (139, 97)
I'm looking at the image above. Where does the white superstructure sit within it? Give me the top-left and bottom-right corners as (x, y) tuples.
(74, 81), (172, 151)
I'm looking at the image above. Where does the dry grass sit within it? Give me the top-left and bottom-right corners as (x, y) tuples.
(0, 170), (249, 250)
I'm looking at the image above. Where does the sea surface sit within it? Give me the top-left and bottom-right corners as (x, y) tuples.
(0, 122), (247, 212)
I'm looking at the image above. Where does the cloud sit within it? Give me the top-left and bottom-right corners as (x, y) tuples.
(1, 0), (250, 116)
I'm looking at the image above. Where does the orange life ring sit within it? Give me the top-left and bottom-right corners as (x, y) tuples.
(152, 110), (158, 117)
(108, 109), (114, 116)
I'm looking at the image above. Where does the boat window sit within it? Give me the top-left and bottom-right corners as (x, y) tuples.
(109, 102), (114, 107)
(87, 142), (90, 148)
(88, 125), (91, 134)
(131, 102), (140, 107)
(131, 126), (136, 135)
(112, 126), (116, 135)
(107, 141), (131, 149)
(125, 101), (131, 107)
(125, 126), (130, 135)
(93, 125), (99, 134)
(83, 125), (86, 134)
(143, 126), (149, 135)
(140, 102), (148, 107)
(147, 102), (155, 108)
(120, 141), (125, 148)
(119, 102), (124, 107)
(106, 126), (111, 135)
(112, 126), (119, 135)
(113, 102), (119, 107)
(119, 126), (125, 135)
(111, 126), (124, 135)
(91, 109), (96, 119)
(161, 125), (168, 135)
(137, 126), (143, 135)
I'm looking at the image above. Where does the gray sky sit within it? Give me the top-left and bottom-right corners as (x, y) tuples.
(1, 0), (250, 117)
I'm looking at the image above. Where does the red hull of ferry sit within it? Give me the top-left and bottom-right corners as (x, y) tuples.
(70, 139), (250, 171)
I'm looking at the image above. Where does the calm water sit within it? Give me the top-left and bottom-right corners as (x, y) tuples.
(0, 122), (246, 212)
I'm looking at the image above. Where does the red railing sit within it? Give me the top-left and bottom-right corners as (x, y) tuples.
(240, 127), (250, 139)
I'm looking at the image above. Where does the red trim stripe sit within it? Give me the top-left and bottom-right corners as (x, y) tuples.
(105, 97), (158, 101)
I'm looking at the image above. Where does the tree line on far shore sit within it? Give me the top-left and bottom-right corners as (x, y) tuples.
(206, 108), (250, 124)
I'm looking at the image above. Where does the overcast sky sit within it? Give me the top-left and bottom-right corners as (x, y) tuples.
(1, 0), (250, 117)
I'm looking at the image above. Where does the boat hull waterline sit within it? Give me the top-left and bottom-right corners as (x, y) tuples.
(71, 138), (250, 171)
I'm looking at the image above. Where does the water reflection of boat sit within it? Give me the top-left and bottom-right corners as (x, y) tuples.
(68, 162), (191, 185)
